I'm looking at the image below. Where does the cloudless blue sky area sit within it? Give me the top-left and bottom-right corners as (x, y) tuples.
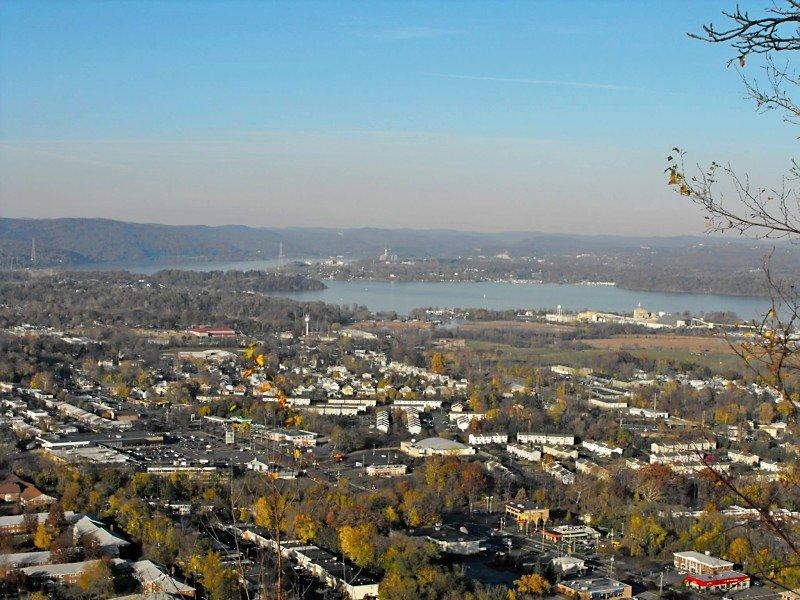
(1, 1), (796, 234)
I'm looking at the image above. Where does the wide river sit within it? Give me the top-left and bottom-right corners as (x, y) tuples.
(275, 280), (771, 321)
(108, 259), (772, 320)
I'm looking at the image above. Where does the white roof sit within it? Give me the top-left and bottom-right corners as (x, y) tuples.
(674, 551), (734, 567)
(414, 437), (468, 450)
(0, 511), (75, 528)
(73, 515), (129, 548)
(132, 559), (196, 595)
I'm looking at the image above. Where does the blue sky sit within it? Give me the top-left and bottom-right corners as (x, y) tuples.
(0, 1), (795, 234)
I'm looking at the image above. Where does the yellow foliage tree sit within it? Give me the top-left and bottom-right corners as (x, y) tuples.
(430, 353), (446, 374)
(293, 513), (318, 543)
(515, 573), (551, 597)
(33, 523), (54, 550)
(339, 523), (376, 567)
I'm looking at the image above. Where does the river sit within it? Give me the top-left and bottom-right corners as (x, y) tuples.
(103, 260), (771, 320)
(272, 280), (771, 321)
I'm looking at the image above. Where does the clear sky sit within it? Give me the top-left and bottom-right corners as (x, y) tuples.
(0, 1), (795, 235)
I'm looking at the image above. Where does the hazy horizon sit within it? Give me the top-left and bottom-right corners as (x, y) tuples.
(1, 1), (792, 235)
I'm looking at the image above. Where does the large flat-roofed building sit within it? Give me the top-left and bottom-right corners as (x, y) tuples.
(262, 428), (318, 447)
(684, 571), (750, 592)
(673, 551), (734, 575)
(542, 525), (600, 542)
(556, 577), (632, 600)
(400, 437), (475, 457)
(505, 501), (549, 524)
(365, 464), (407, 477)
(410, 525), (486, 555)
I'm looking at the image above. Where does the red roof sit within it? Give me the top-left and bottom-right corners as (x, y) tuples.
(20, 486), (46, 500)
(0, 482), (23, 496)
(685, 572), (750, 588)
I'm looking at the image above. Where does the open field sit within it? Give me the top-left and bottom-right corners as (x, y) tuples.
(455, 320), (576, 333)
(584, 334), (737, 354)
(463, 337), (746, 374)
(354, 319), (435, 331)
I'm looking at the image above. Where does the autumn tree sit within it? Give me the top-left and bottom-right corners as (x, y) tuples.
(292, 512), (318, 543)
(430, 353), (446, 375)
(33, 523), (54, 550)
(339, 523), (377, 568)
(75, 558), (115, 598)
(513, 573), (551, 598)
(186, 551), (239, 600)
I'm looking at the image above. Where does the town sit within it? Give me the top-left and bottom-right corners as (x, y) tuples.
(0, 268), (796, 600)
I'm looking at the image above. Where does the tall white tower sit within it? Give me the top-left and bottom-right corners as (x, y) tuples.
(304, 314), (310, 337)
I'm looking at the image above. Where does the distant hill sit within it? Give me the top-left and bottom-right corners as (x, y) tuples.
(0, 217), (789, 268)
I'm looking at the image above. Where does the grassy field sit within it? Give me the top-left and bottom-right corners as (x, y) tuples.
(464, 337), (745, 373)
(584, 334), (736, 354)
(455, 320), (576, 333)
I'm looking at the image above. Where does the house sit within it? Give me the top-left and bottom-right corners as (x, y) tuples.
(651, 440), (715, 455)
(728, 451), (760, 467)
(21, 558), (126, 586)
(132, 559), (196, 597)
(555, 577), (632, 600)
(0, 475), (26, 502)
(0, 511), (76, 535)
(517, 432), (575, 446)
(673, 551), (734, 575)
(505, 501), (549, 525)
(21, 485), (57, 508)
(0, 550), (52, 569)
(468, 433), (508, 446)
(543, 445), (579, 461)
(576, 459), (611, 481)
(545, 462), (576, 485)
(506, 444), (541, 462)
(581, 440), (623, 458)
(72, 515), (130, 556)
